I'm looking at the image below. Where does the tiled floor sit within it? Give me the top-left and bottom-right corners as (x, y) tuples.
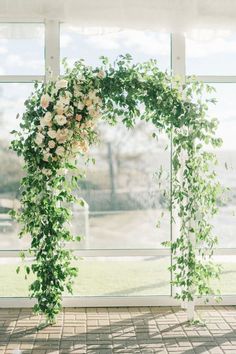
(0, 306), (236, 353)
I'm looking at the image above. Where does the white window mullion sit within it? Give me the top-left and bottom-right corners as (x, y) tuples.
(0, 75), (44, 83)
(45, 19), (60, 80)
(171, 33), (185, 77)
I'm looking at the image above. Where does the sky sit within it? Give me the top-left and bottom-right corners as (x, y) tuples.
(0, 23), (236, 154)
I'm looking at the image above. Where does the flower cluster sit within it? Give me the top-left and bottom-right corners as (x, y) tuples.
(34, 75), (104, 177)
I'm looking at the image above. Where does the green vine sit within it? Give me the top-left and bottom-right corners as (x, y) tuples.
(10, 54), (222, 322)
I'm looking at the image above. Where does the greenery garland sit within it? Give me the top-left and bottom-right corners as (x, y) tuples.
(10, 54), (222, 323)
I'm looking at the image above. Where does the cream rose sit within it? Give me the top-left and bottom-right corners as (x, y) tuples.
(97, 70), (105, 79)
(56, 128), (69, 144)
(77, 102), (85, 110)
(76, 114), (83, 122)
(43, 152), (51, 162)
(55, 79), (68, 91)
(72, 140), (88, 153)
(40, 94), (51, 109)
(58, 168), (68, 176)
(42, 168), (52, 176)
(55, 114), (67, 126)
(40, 112), (52, 127)
(35, 132), (44, 146)
(55, 101), (64, 115)
(85, 98), (93, 107)
(48, 140), (56, 149)
(55, 146), (65, 156)
(47, 129), (57, 139)
(59, 91), (71, 106)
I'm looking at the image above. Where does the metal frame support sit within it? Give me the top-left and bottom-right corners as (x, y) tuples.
(171, 33), (195, 321)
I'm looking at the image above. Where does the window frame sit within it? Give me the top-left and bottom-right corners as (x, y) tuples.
(0, 20), (236, 307)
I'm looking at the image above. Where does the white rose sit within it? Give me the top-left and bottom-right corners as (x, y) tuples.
(40, 112), (52, 127)
(97, 70), (105, 79)
(48, 129), (57, 139)
(85, 120), (94, 128)
(76, 114), (83, 122)
(55, 101), (64, 115)
(40, 94), (51, 109)
(41, 168), (52, 176)
(60, 97), (70, 106)
(55, 146), (65, 156)
(35, 132), (44, 146)
(55, 79), (68, 91)
(85, 98), (93, 107)
(55, 114), (67, 126)
(72, 140), (88, 153)
(56, 128), (69, 144)
(43, 152), (51, 162)
(48, 140), (56, 149)
(77, 102), (85, 110)
(58, 168), (68, 176)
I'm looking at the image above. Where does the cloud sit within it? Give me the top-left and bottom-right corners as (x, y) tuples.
(85, 30), (169, 56)
(186, 29), (236, 58)
(86, 34), (120, 50)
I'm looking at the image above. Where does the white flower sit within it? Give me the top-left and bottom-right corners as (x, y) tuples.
(56, 128), (69, 143)
(72, 140), (88, 153)
(40, 112), (52, 127)
(48, 129), (57, 139)
(77, 102), (85, 110)
(58, 168), (68, 176)
(55, 146), (65, 156)
(40, 94), (51, 109)
(41, 168), (52, 176)
(43, 152), (51, 162)
(76, 114), (83, 122)
(55, 101), (64, 115)
(59, 91), (72, 106)
(35, 132), (44, 146)
(85, 120), (94, 128)
(97, 70), (105, 79)
(85, 98), (93, 107)
(48, 140), (56, 149)
(55, 114), (67, 126)
(55, 79), (68, 91)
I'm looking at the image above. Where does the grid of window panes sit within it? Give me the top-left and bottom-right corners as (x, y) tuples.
(186, 30), (236, 294)
(0, 23), (172, 298)
(1, 23), (235, 299)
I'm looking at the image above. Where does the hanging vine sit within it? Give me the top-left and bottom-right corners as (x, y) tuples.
(10, 54), (222, 323)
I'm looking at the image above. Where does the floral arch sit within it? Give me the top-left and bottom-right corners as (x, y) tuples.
(11, 55), (222, 323)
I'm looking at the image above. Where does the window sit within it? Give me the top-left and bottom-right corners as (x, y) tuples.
(0, 23), (44, 75)
(60, 25), (170, 72)
(1, 21), (234, 302)
(0, 83), (34, 251)
(206, 84), (236, 248)
(60, 25), (171, 251)
(186, 29), (236, 75)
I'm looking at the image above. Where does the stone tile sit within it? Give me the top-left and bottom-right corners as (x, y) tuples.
(1, 306), (236, 353)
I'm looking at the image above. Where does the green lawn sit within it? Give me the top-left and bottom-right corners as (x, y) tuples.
(0, 257), (236, 297)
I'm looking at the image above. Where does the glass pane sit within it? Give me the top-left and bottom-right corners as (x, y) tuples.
(211, 256), (236, 295)
(71, 122), (170, 249)
(60, 25), (170, 72)
(0, 83), (34, 250)
(60, 25), (171, 249)
(207, 84), (236, 248)
(186, 30), (236, 75)
(0, 256), (170, 297)
(0, 23), (44, 75)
